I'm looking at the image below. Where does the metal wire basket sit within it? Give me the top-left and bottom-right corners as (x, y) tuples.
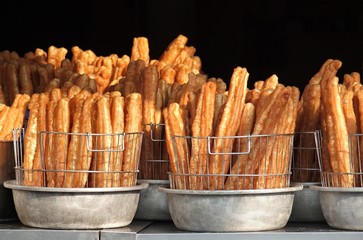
(13, 128), (144, 188)
(291, 131), (322, 183)
(138, 123), (169, 180)
(319, 133), (363, 188)
(169, 133), (294, 190)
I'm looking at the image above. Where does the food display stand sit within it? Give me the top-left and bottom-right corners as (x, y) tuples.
(1, 221), (363, 240)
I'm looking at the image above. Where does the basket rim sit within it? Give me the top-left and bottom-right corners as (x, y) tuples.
(137, 179), (169, 185)
(310, 184), (363, 192)
(171, 133), (295, 139)
(158, 183), (303, 195)
(4, 180), (149, 193)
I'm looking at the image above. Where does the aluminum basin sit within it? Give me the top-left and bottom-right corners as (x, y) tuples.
(288, 182), (325, 222)
(0, 141), (17, 221)
(159, 183), (303, 232)
(4, 180), (148, 229)
(310, 185), (363, 230)
(134, 180), (171, 220)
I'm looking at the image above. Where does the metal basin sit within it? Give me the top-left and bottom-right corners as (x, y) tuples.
(159, 183), (303, 232)
(289, 182), (325, 222)
(310, 185), (363, 230)
(0, 141), (18, 221)
(4, 180), (148, 229)
(134, 180), (171, 220)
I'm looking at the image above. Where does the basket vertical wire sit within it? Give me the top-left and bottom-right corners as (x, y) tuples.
(291, 131), (322, 183)
(139, 123), (169, 180)
(169, 133), (294, 190)
(319, 133), (363, 187)
(13, 128), (144, 188)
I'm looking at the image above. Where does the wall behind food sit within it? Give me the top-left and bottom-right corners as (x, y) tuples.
(1, 0), (363, 91)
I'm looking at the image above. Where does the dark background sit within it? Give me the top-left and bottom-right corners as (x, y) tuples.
(1, 0), (363, 91)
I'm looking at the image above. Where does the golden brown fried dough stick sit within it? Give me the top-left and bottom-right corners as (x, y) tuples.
(255, 75), (279, 118)
(22, 94), (40, 186)
(356, 87), (363, 186)
(189, 88), (202, 190)
(0, 106), (9, 133)
(32, 93), (49, 187)
(94, 96), (113, 187)
(253, 87), (292, 189)
(8, 94), (30, 140)
(209, 67), (248, 190)
(197, 82), (216, 189)
(175, 64), (192, 84)
(75, 96), (94, 188)
(47, 46), (68, 69)
(64, 98), (85, 188)
(276, 87), (300, 188)
(159, 34), (188, 67)
(160, 65), (176, 84)
(240, 85), (284, 188)
(189, 81), (216, 189)
(321, 67), (352, 187)
(166, 102), (189, 189)
(0, 95), (21, 140)
(225, 103), (255, 190)
(53, 98), (71, 187)
(109, 96), (125, 187)
(131, 37), (150, 65)
(121, 93), (143, 186)
(341, 90), (359, 185)
(163, 107), (183, 188)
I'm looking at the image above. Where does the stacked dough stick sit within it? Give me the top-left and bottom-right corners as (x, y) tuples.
(163, 67), (300, 190)
(22, 88), (143, 188)
(293, 59), (363, 187)
(0, 34), (204, 187)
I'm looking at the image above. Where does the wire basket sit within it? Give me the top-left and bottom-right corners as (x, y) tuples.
(169, 133), (294, 190)
(291, 131), (322, 183)
(319, 133), (363, 188)
(138, 123), (169, 180)
(13, 128), (144, 188)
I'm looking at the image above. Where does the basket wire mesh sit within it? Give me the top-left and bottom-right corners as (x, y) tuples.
(13, 128), (143, 188)
(139, 123), (169, 180)
(169, 133), (294, 190)
(319, 133), (363, 187)
(291, 131), (322, 183)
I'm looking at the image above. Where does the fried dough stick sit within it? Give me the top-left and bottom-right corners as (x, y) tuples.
(33, 93), (49, 187)
(189, 81), (216, 190)
(320, 60), (352, 187)
(53, 98), (70, 187)
(242, 84), (284, 189)
(110, 96), (125, 187)
(64, 98), (84, 188)
(22, 94), (40, 186)
(253, 87), (292, 189)
(267, 87), (300, 189)
(224, 103), (255, 190)
(94, 96), (113, 187)
(121, 93), (143, 186)
(165, 103), (189, 189)
(131, 37), (150, 65)
(75, 96), (94, 188)
(141, 65), (159, 179)
(341, 90), (359, 186)
(293, 84), (321, 182)
(209, 67), (248, 190)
